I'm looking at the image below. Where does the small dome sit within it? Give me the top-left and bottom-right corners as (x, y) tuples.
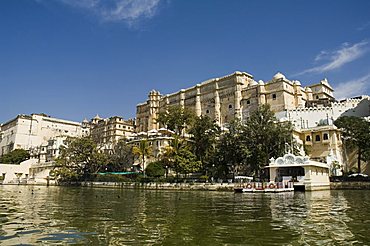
(321, 78), (329, 84)
(293, 80), (301, 86)
(94, 114), (102, 120)
(249, 80), (258, 86)
(273, 72), (286, 81)
(82, 118), (89, 123)
(258, 80), (265, 85)
(305, 87), (312, 93)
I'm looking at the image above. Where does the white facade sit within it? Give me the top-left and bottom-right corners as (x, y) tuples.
(277, 96), (370, 129)
(0, 159), (38, 184)
(267, 154), (330, 191)
(0, 114), (89, 157)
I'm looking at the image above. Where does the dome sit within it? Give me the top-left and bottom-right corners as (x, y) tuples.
(305, 87), (312, 93)
(272, 72), (286, 81)
(258, 80), (265, 85)
(321, 78), (330, 85)
(93, 114), (102, 120)
(249, 80), (258, 86)
(293, 80), (301, 86)
(82, 118), (89, 123)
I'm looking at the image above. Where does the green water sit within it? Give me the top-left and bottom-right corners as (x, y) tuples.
(0, 186), (369, 245)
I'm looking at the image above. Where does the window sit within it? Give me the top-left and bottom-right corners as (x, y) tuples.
(272, 94), (276, 100)
(315, 135), (321, 142)
(229, 104), (233, 109)
(323, 133), (329, 140)
(247, 100), (250, 105)
(316, 95), (319, 99)
(306, 135), (311, 141)
(206, 109), (210, 114)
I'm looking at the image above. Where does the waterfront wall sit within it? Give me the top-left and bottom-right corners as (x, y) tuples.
(330, 182), (370, 190)
(82, 182), (235, 191)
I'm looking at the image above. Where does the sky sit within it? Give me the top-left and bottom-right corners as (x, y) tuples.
(1, 0), (370, 123)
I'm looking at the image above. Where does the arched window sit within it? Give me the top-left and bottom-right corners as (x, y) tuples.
(315, 135), (321, 142)
(272, 94), (277, 100)
(323, 133), (329, 140)
(229, 104), (233, 109)
(306, 135), (311, 141)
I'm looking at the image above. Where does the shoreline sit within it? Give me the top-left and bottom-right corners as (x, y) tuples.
(2, 181), (370, 191)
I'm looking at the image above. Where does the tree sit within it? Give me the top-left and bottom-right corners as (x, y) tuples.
(211, 105), (294, 179)
(0, 149), (30, 164)
(244, 104), (294, 176)
(108, 139), (135, 172)
(132, 139), (152, 177)
(173, 147), (202, 177)
(55, 136), (108, 181)
(188, 115), (220, 167)
(334, 116), (370, 173)
(145, 161), (165, 178)
(160, 135), (202, 177)
(212, 120), (250, 179)
(156, 105), (196, 135)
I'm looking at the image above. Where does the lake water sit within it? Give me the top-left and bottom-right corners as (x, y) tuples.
(0, 185), (369, 245)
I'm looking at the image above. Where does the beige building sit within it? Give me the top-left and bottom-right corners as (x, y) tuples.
(293, 125), (343, 175)
(90, 115), (135, 151)
(135, 71), (370, 176)
(136, 71), (334, 132)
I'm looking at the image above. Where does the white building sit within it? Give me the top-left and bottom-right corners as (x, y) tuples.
(0, 113), (90, 160)
(267, 154), (330, 191)
(277, 96), (370, 129)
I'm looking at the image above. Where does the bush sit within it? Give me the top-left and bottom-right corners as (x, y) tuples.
(145, 161), (165, 178)
(0, 149), (30, 164)
(199, 175), (209, 182)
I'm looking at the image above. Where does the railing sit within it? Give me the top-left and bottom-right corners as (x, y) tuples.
(235, 182), (294, 189)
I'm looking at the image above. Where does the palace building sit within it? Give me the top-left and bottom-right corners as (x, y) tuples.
(136, 71), (335, 132)
(136, 70), (370, 175)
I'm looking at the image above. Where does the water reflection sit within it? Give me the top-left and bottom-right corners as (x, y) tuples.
(269, 191), (357, 245)
(0, 186), (369, 245)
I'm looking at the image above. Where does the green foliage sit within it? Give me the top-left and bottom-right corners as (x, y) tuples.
(188, 115), (220, 167)
(0, 149), (30, 164)
(53, 167), (80, 183)
(244, 104), (294, 176)
(199, 175), (209, 182)
(211, 104), (294, 179)
(156, 105), (196, 135)
(108, 139), (135, 172)
(335, 116), (370, 173)
(145, 161), (165, 177)
(132, 139), (152, 172)
(160, 136), (202, 176)
(173, 147), (202, 176)
(55, 136), (109, 181)
(212, 119), (250, 179)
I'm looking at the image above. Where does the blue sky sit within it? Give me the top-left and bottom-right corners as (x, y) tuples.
(1, 0), (370, 123)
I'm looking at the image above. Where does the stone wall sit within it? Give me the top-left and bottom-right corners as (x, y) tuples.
(330, 182), (370, 190)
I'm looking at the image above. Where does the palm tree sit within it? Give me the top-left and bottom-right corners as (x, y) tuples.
(160, 136), (182, 177)
(132, 139), (152, 177)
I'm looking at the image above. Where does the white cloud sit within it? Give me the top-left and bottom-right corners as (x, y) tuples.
(334, 73), (370, 100)
(295, 41), (369, 76)
(41, 0), (162, 24)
